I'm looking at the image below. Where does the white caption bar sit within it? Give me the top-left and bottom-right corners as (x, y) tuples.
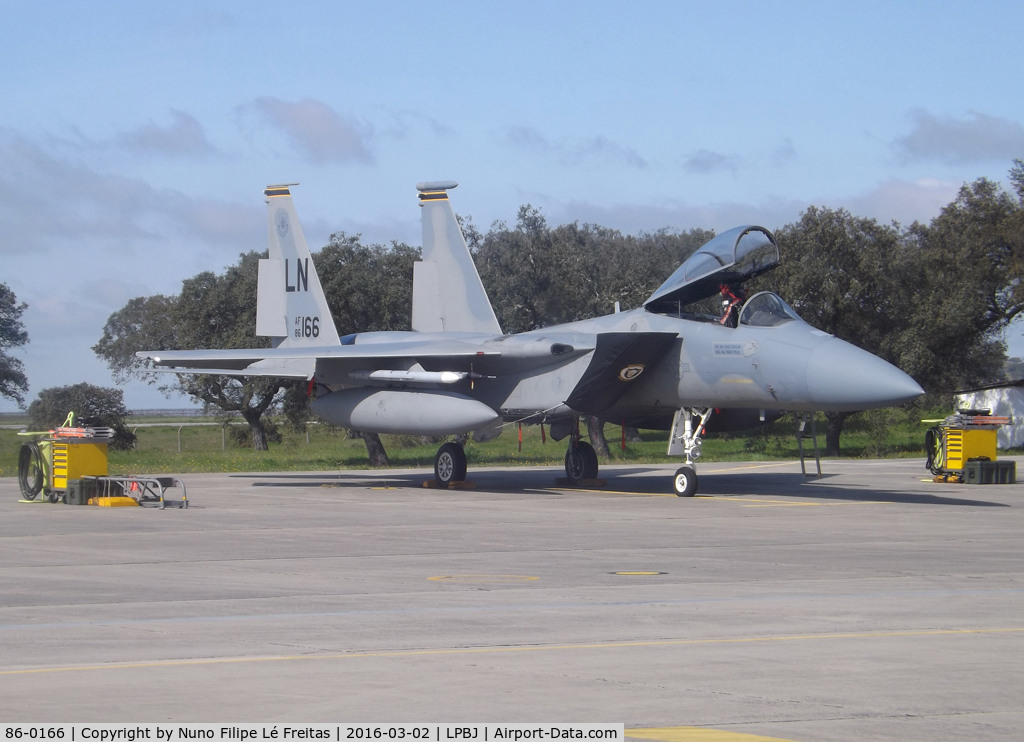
(0, 726), (624, 742)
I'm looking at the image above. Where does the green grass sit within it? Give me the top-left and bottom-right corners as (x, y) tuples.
(1, 408), (949, 477)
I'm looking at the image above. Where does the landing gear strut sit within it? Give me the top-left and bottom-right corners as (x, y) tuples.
(668, 407), (713, 497)
(434, 442), (467, 485)
(564, 418), (599, 483)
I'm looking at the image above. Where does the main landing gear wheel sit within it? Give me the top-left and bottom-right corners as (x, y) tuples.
(673, 465), (698, 497)
(434, 442), (467, 485)
(565, 441), (599, 483)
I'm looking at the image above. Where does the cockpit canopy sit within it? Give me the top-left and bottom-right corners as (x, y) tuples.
(643, 225), (780, 313)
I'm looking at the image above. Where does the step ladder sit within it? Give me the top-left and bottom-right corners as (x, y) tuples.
(797, 412), (822, 477)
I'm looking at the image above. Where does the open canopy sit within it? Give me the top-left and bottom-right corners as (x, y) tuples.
(644, 225), (781, 312)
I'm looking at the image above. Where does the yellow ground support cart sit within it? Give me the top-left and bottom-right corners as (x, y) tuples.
(18, 417), (111, 502)
(17, 414), (187, 508)
(925, 410), (1016, 484)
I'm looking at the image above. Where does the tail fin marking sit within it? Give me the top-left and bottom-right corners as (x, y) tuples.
(256, 185), (340, 348)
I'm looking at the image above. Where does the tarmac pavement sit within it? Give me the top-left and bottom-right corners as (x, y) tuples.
(0, 457), (1022, 741)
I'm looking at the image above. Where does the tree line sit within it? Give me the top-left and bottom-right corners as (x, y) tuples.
(13, 159), (1019, 459)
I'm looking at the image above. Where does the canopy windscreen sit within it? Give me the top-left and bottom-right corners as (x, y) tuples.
(644, 225), (780, 312)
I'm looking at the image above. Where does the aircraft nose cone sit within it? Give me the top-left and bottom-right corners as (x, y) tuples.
(806, 338), (924, 410)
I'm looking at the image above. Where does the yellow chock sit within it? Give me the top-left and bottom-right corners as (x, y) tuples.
(90, 497), (139, 507)
(421, 480), (477, 489)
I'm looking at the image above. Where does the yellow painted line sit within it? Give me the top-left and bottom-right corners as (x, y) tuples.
(568, 488), (675, 497)
(534, 463), (802, 498)
(708, 496), (808, 504)
(564, 463), (796, 498)
(702, 462), (796, 473)
(743, 502), (819, 507)
(2, 627), (1020, 677)
(627, 727), (798, 742)
(427, 575), (539, 583)
(743, 502), (874, 507)
(721, 378), (755, 384)
(612, 571), (666, 576)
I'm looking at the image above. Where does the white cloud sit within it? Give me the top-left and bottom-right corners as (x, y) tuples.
(115, 110), (215, 155)
(681, 149), (740, 176)
(893, 110), (1024, 164)
(549, 196), (806, 235)
(770, 138), (797, 166)
(0, 130), (269, 412)
(252, 97), (374, 165)
(843, 177), (960, 226)
(380, 108), (454, 139)
(505, 126), (647, 169)
(0, 129), (261, 255)
(544, 178), (959, 235)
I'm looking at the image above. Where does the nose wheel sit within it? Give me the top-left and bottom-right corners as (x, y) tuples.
(668, 407), (714, 497)
(434, 442), (467, 485)
(673, 465), (698, 497)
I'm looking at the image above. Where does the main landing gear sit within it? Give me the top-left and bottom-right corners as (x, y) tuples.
(669, 407), (713, 497)
(565, 441), (599, 482)
(564, 419), (599, 483)
(433, 441), (467, 485)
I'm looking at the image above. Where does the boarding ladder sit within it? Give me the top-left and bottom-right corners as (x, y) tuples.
(797, 412), (822, 477)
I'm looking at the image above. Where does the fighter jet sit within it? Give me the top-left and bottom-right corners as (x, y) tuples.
(138, 183), (924, 496)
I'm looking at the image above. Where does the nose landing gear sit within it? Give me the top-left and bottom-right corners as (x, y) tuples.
(668, 407), (713, 497)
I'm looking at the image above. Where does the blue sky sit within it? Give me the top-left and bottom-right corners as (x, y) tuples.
(3, 1), (1024, 411)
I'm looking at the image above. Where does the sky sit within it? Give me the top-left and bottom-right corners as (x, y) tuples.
(3, 1), (1024, 411)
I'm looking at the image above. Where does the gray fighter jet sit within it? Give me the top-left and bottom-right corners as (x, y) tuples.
(139, 183), (923, 496)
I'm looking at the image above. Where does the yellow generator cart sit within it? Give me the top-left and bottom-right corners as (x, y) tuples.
(925, 410), (1016, 484)
(18, 418), (188, 509)
(18, 425), (110, 502)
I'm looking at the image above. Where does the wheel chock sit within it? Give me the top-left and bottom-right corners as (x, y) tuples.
(555, 478), (607, 487)
(90, 496), (139, 507)
(422, 480), (477, 489)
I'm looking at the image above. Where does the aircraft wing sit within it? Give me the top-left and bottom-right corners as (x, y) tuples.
(136, 339), (502, 378)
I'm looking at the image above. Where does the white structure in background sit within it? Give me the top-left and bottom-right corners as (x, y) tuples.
(956, 380), (1024, 449)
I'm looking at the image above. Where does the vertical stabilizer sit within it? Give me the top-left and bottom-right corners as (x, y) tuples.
(257, 185), (340, 347)
(413, 182), (502, 334)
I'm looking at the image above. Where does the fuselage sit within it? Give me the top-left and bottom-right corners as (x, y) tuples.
(310, 295), (924, 435)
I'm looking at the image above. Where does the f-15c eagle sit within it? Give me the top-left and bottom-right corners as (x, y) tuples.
(139, 182), (923, 496)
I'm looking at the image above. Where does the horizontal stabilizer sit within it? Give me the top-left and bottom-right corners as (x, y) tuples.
(565, 332), (678, 414)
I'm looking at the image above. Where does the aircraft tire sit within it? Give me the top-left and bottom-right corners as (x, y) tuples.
(565, 441), (599, 482)
(434, 442), (467, 484)
(580, 441), (599, 479)
(673, 465), (698, 497)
